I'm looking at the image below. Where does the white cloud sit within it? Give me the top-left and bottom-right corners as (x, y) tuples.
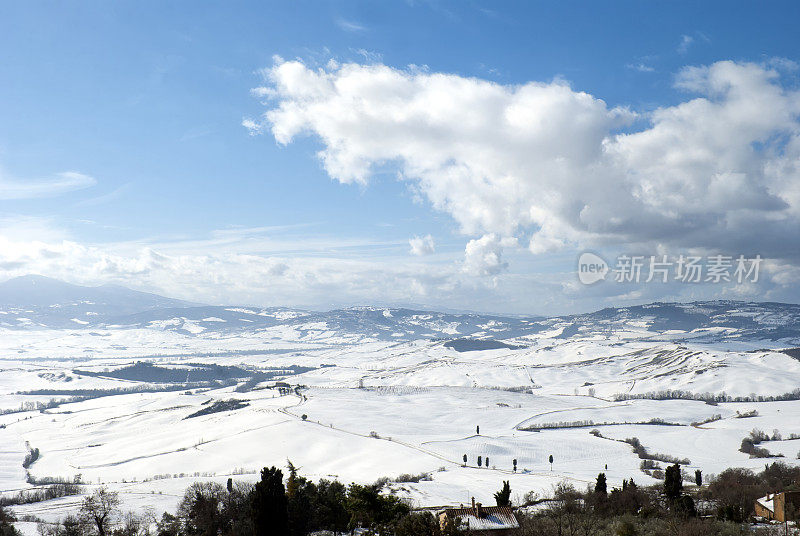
(335, 18), (367, 33)
(463, 234), (506, 276)
(2, 223), (800, 314)
(627, 63), (655, 73)
(241, 118), (262, 135)
(0, 232), (464, 310)
(409, 234), (435, 256)
(249, 58), (800, 265)
(0, 170), (96, 200)
(677, 34), (694, 54)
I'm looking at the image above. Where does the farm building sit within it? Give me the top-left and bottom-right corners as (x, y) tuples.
(439, 498), (519, 535)
(755, 491), (800, 522)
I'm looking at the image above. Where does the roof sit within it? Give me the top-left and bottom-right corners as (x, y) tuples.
(756, 494), (775, 513)
(441, 506), (519, 531)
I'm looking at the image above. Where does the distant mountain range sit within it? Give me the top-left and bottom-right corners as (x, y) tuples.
(0, 275), (196, 328)
(1, 275), (799, 344)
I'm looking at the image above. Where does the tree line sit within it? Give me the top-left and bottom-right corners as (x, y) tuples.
(2, 460), (799, 536)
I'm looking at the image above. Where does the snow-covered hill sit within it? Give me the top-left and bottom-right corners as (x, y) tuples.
(2, 276), (799, 346)
(1, 276), (799, 523)
(0, 275), (197, 329)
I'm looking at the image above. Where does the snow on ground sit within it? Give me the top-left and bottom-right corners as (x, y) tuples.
(0, 322), (798, 527)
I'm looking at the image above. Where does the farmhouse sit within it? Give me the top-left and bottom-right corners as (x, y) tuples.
(439, 498), (519, 535)
(755, 491), (800, 522)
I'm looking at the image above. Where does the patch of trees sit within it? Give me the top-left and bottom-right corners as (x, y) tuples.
(520, 417), (682, 432)
(22, 444), (40, 468)
(703, 462), (800, 523)
(690, 413), (722, 426)
(622, 437), (690, 466)
(739, 428), (784, 458)
(0, 481), (82, 507)
(443, 339), (523, 352)
(0, 397), (91, 416)
(29, 460), (800, 536)
(382, 473), (433, 484)
(165, 464), (411, 536)
(184, 399), (250, 419)
(586, 434), (691, 477)
(73, 362), (253, 383)
(614, 388), (800, 403)
(36, 465), (449, 536)
(18, 382), (237, 400)
(515, 462), (800, 534)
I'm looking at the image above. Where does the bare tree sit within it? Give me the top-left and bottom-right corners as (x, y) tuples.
(80, 487), (120, 536)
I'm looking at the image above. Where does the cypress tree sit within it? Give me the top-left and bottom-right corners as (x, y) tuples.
(664, 464), (683, 501)
(494, 481), (511, 507)
(595, 473), (607, 495)
(251, 466), (288, 536)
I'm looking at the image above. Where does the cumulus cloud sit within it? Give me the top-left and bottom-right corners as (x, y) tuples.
(463, 234), (508, 276)
(0, 170), (96, 200)
(409, 234), (435, 256)
(247, 58), (800, 265)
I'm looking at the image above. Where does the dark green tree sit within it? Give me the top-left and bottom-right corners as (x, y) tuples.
(0, 506), (19, 536)
(311, 479), (349, 533)
(394, 512), (443, 536)
(494, 480), (511, 507)
(664, 464), (683, 501)
(463, 454), (467, 466)
(512, 459), (517, 472)
(251, 466), (288, 536)
(485, 456), (489, 468)
(694, 469), (702, 487)
(676, 495), (697, 518)
(477, 455), (482, 467)
(607, 482), (645, 517)
(156, 512), (181, 536)
(286, 461), (311, 536)
(286, 460), (300, 500)
(346, 483), (409, 532)
(594, 473), (607, 495)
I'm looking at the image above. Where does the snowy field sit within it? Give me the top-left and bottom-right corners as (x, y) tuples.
(1, 314), (799, 527)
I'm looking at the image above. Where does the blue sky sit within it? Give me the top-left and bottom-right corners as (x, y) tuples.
(1, 1), (799, 314)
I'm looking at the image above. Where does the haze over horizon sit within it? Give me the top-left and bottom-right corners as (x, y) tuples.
(2, 2), (800, 315)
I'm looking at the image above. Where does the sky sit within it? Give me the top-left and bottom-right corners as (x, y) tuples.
(1, 1), (799, 315)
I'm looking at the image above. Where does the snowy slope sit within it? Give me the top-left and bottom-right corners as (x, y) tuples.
(0, 277), (799, 525)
